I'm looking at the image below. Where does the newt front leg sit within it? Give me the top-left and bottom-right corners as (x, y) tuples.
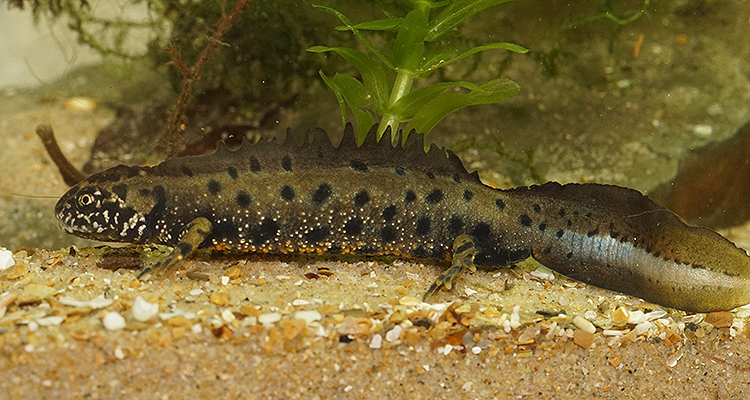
(424, 234), (478, 299)
(138, 217), (213, 279)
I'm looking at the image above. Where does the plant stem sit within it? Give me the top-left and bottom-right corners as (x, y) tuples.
(379, 69), (414, 142)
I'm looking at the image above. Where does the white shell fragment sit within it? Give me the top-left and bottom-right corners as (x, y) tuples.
(102, 311), (127, 330)
(0, 248), (14, 271)
(59, 295), (113, 309)
(132, 296), (159, 322)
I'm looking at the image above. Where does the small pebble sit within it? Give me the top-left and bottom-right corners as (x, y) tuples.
(369, 334), (383, 349)
(103, 311), (126, 330)
(35, 316), (64, 326)
(114, 346), (126, 360)
(59, 295), (113, 309)
(572, 315), (596, 334)
(530, 267), (555, 281)
(258, 312), (282, 325)
(221, 309), (236, 323)
(705, 311), (733, 328)
(627, 310), (646, 324)
(0, 248), (14, 271)
(399, 296), (420, 306)
(294, 310), (322, 324)
(132, 296), (159, 322)
(573, 330), (595, 348)
(611, 307), (630, 324)
(385, 325), (403, 342)
(191, 323), (202, 334)
(189, 288), (203, 296)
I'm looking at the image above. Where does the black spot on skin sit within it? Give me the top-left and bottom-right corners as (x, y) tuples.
(447, 215), (463, 236)
(327, 244), (342, 255)
(556, 229), (564, 239)
(432, 246), (447, 260)
(227, 166), (238, 180)
(610, 231), (619, 239)
(495, 198), (505, 211)
(645, 246), (652, 254)
(280, 185), (295, 201)
(311, 183), (333, 204)
(567, 220), (572, 227)
(412, 246), (429, 258)
(426, 171), (435, 179)
(620, 236), (628, 243)
(463, 190), (474, 202)
(519, 214), (532, 227)
(472, 222), (492, 239)
(415, 216), (431, 236)
(176, 242), (193, 256)
(424, 189), (444, 204)
(112, 183), (128, 201)
(145, 185), (167, 232)
(404, 190), (417, 203)
(394, 166), (406, 175)
(382, 205), (397, 222)
(181, 166), (193, 177)
(653, 251), (661, 258)
(281, 155), (293, 172)
(236, 191), (252, 208)
(533, 204), (541, 213)
(305, 225), (330, 243)
(207, 179), (222, 195)
(349, 159), (369, 172)
(538, 223), (547, 232)
(139, 188), (150, 197)
(344, 218), (363, 236)
(353, 190), (371, 208)
(566, 251), (573, 259)
(249, 156), (261, 173)
(381, 227), (397, 242)
(251, 219), (279, 243)
(587, 228), (599, 237)
(452, 174), (462, 183)
(210, 219), (237, 243)
(558, 208), (566, 217)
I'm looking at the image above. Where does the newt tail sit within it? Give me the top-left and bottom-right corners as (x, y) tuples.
(55, 124), (750, 312)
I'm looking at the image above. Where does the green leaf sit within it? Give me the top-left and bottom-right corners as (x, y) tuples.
(331, 74), (371, 109)
(414, 44), (458, 78)
(307, 46), (390, 108)
(389, 82), (455, 116)
(390, 6), (429, 71)
(318, 71), (347, 129)
(404, 78), (520, 136)
(312, 5), (394, 69)
(419, 42), (527, 75)
(426, 0), (518, 42)
(335, 18), (402, 31)
(351, 109), (376, 145)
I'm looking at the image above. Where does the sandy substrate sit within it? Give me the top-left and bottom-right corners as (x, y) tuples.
(3, 1), (750, 399)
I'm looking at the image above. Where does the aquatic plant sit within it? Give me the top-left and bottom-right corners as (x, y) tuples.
(308, 0), (528, 143)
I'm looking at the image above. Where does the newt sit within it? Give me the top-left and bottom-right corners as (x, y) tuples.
(55, 124), (750, 312)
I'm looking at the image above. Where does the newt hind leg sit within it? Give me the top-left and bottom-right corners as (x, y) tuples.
(424, 234), (478, 299)
(138, 217), (213, 279)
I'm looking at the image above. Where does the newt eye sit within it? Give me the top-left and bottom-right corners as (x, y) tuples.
(78, 193), (95, 207)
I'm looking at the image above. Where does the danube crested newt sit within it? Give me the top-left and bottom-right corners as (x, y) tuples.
(54, 124), (750, 312)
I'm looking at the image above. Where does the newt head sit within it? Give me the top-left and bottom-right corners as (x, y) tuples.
(55, 181), (148, 243)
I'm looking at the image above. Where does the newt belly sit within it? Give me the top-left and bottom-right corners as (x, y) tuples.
(55, 124), (750, 312)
